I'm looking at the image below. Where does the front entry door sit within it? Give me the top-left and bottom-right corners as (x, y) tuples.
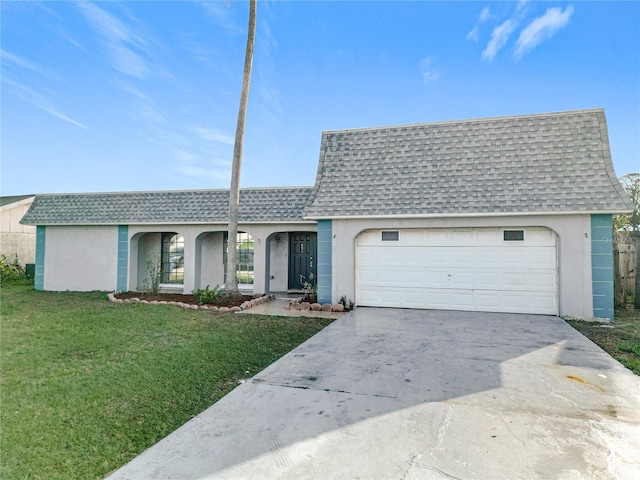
(289, 233), (317, 290)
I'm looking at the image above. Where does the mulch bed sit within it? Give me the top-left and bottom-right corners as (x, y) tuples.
(114, 292), (254, 308)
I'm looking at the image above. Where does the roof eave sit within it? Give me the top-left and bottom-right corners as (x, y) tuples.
(303, 209), (634, 221)
(20, 220), (318, 227)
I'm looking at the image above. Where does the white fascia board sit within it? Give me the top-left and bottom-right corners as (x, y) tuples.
(26, 220), (318, 226)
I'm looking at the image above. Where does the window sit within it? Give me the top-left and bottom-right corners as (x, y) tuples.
(381, 231), (399, 241)
(223, 232), (254, 286)
(161, 233), (184, 283)
(503, 230), (525, 241)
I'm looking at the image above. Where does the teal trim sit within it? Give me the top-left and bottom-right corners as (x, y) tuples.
(117, 226), (129, 291)
(591, 214), (614, 320)
(316, 220), (332, 304)
(35, 226), (46, 290)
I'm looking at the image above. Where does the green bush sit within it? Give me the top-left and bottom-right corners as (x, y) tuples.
(192, 285), (223, 305)
(0, 255), (28, 284)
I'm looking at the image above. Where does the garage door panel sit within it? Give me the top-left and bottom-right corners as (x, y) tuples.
(356, 227), (557, 315)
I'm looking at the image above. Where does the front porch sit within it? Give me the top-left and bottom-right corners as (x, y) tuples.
(126, 224), (317, 295)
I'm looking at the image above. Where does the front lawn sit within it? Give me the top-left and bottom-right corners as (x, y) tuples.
(566, 309), (640, 375)
(0, 283), (333, 479)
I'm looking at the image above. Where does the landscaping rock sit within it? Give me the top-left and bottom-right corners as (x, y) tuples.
(300, 302), (311, 311)
(332, 304), (345, 312)
(292, 303), (301, 310)
(230, 306), (242, 312)
(321, 303), (333, 312)
(311, 303), (322, 311)
(218, 307), (230, 313)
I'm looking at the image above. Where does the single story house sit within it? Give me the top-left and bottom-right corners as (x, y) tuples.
(1, 194), (36, 266)
(21, 109), (633, 320)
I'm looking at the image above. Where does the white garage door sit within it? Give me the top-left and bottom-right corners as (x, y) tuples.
(356, 227), (558, 315)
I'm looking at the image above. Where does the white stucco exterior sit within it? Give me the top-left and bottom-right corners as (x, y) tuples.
(33, 214), (596, 319)
(330, 214), (594, 319)
(43, 225), (119, 291)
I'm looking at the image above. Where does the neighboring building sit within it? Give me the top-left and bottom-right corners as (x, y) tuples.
(21, 109), (633, 320)
(1, 195), (36, 266)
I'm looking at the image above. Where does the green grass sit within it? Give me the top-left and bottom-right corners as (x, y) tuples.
(566, 309), (640, 375)
(0, 283), (334, 479)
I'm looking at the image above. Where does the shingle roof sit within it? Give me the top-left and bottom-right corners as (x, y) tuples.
(1, 195), (34, 208)
(21, 187), (313, 225)
(304, 109), (634, 218)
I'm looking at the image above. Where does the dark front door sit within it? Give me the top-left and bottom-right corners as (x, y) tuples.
(289, 233), (317, 290)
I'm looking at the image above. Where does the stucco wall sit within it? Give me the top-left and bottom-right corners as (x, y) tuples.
(268, 232), (289, 292)
(44, 225), (118, 291)
(0, 200), (36, 264)
(330, 215), (594, 319)
(198, 232), (225, 290)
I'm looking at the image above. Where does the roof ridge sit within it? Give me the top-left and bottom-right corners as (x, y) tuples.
(320, 108), (605, 135)
(32, 186), (314, 197)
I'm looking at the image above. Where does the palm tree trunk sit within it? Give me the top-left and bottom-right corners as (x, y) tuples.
(226, 0), (256, 293)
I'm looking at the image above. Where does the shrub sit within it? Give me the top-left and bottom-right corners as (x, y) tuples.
(192, 285), (223, 305)
(300, 273), (317, 303)
(0, 255), (28, 284)
(339, 295), (355, 311)
(143, 257), (162, 294)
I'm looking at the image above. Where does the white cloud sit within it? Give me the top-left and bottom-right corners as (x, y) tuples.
(174, 161), (231, 185)
(200, 1), (242, 34)
(467, 26), (480, 42)
(191, 127), (235, 145)
(36, 104), (90, 130)
(0, 49), (60, 79)
(76, 2), (149, 79)
(479, 6), (492, 22)
(514, 5), (574, 58)
(515, 0), (529, 14)
(482, 19), (517, 61)
(467, 6), (492, 42)
(2, 76), (88, 129)
(419, 56), (441, 83)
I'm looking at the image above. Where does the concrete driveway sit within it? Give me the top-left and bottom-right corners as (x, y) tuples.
(108, 308), (640, 480)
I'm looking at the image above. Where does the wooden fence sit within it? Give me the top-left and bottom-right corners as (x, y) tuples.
(614, 233), (640, 309)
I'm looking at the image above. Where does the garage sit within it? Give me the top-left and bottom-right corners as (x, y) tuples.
(356, 227), (558, 315)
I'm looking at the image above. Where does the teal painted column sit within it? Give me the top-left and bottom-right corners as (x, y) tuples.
(316, 220), (332, 305)
(34, 226), (46, 291)
(591, 214), (614, 320)
(117, 226), (129, 291)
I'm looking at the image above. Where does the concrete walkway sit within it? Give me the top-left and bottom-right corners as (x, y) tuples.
(107, 308), (640, 480)
(239, 298), (346, 319)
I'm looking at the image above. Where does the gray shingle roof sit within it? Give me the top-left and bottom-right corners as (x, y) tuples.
(304, 109), (634, 218)
(21, 187), (313, 225)
(1, 195), (34, 208)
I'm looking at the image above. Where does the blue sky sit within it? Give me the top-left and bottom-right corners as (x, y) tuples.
(1, 0), (638, 196)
